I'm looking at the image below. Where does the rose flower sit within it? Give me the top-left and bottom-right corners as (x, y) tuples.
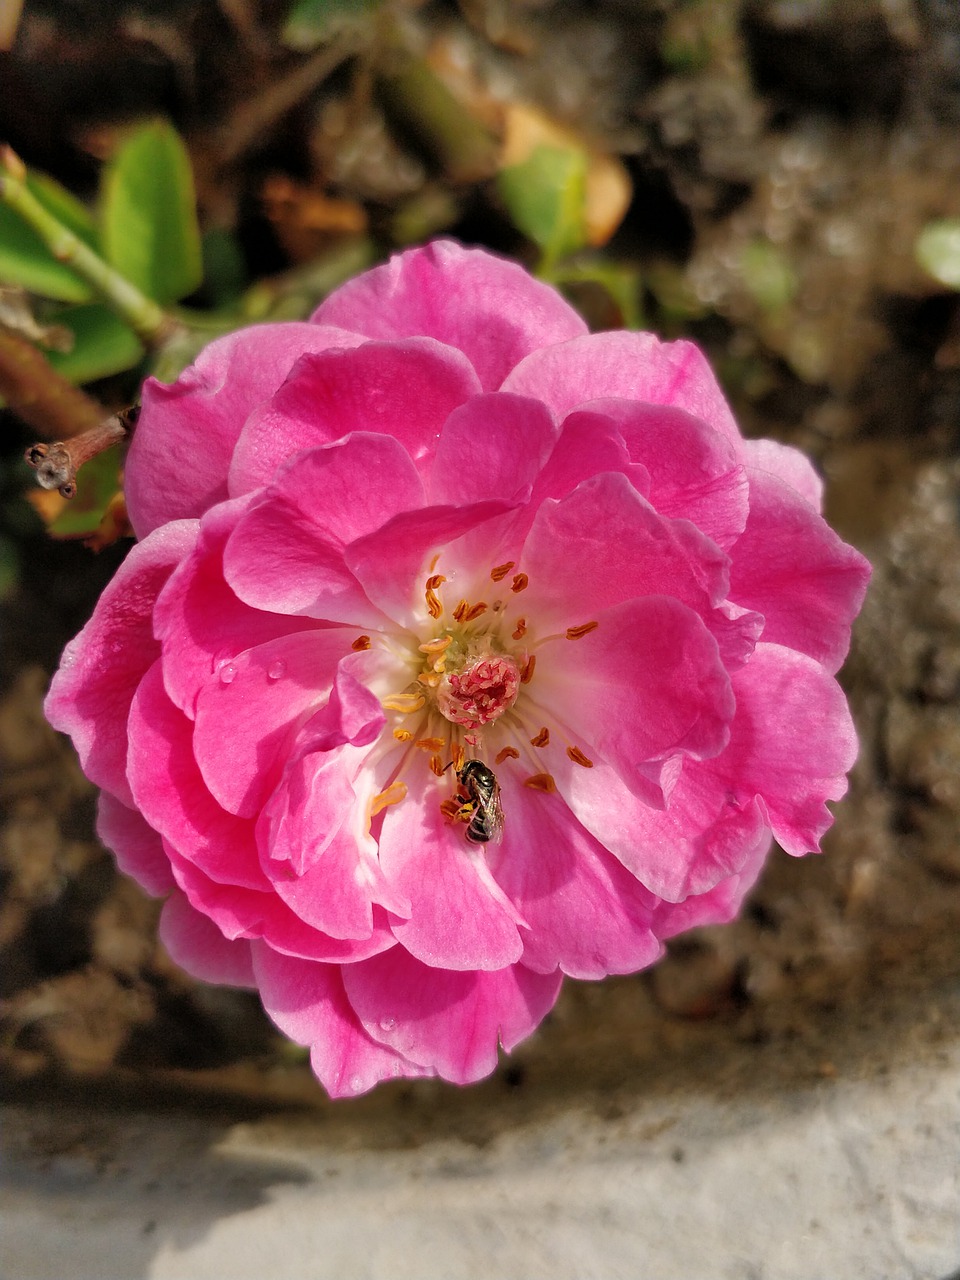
(46, 241), (870, 1095)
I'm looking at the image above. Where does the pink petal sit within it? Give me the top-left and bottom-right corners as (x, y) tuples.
(153, 496), (319, 719)
(501, 331), (743, 450)
(704, 642), (859, 855)
(584, 400), (749, 550)
(251, 945), (428, 1096)
(377, 787), (524, 971)
(744, 438), (823, 510)
(313, 240), (587, 391)
(45, 520), (197, 806)
(518, 472), (729, 634)
(494, 770), (663, 979)
(229, 338), (481, 494)
(192, 628), (354, 817)
(531, 595), (734, 773)
(652, 818), (772, 940)
(96, 792), (174, 896)
(127, 661), (270, 889)
(127, 323), (364, 537)
(428, 393), (559, 505)
(159, 890), (256, 987)
(730, 470), (872, 674)
(342, 949), (563, 1084)
(224, 434), (423, 623)
(166, 845), (395, 962)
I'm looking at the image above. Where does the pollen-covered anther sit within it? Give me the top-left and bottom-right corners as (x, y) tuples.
(463, 601), (488, 622)
(452, 743), (465, 771)
(439, 797), (463, 821)
(393, 728), (413, 742)
(418, 671), (442, 688)
(429, 754), (445, 777)
(565, 620), (599, 640)
(511, 573), (529, 593)
(351, 634), (371, 651)
(416, 736), (446, 751)
(524, 772), (556, 793)
(530, 727), (550, 748)
(495, 746), (520, 764)
(382, 692), (426, 713)
(520, 655), (536, 684)
(425, 574), (446, 590)
(490, 561), (515, 582)
(452, 599), (469, 622)
(425, 589), (443, 620)
(566, 745), (594, 768)
(512, 618), (527, 640)
(370, 780), (408, 816)
(419, 636), (452, 655)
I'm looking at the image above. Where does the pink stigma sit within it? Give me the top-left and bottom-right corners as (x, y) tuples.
(437, 654), (522, 730)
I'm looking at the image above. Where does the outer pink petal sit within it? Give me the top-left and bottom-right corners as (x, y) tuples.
(531, 595), (734, 773)
(166, 845), (395, 963)
(153, 496), (319, 719)
(501, 331), (743, 451)
(494, 770), (663, 979)
(342, 949), (563, 1084)
(192, 628), (353, 817)
(730, 470), (871, 674)
(704, 642), (859, 855)
(44, 521), (197, 806)
(377, 789), (523, 972)
(428, 394), (558, 505)
(96, 792), (174, 896)
(127, 661), (270, 889)
(229, 338), (481, 494)
(518, 472), (729, 633)
(744, 438), (823, 511)
(159, 890), (256, 987)
(582, 400), (749, 550)
(251, 946), (430, 1096)
(313, 240), (587, 391)
(651, 819), (772, 940)
(223, 434), (423, 623)
(127, 323), (364, 537)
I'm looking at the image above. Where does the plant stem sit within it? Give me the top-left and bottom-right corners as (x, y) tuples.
(0, 146), (178, 348)
(0, 327), (103, 438)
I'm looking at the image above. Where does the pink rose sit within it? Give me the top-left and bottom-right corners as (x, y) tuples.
(46, 241), (870, 1095)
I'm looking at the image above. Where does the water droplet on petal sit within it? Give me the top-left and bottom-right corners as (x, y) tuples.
(218, 662), (237, 685)
(379, 1016), (396, 1032)
(267, 660), (286, 680)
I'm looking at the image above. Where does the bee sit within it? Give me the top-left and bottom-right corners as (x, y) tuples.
(450, 759), (504, 845)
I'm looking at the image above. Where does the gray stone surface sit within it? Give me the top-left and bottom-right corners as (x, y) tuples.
(4, 1028), (959, 1280)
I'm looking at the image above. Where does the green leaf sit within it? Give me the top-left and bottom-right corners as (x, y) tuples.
(100, 119), (203, 305)
(45, 303), (145, 384)
(0, 172), (98, 302)
(739, 238), (798, 311)
(497, 144), (589, 268)
(915, 218), (960, 289)
(48, 447), (122, 539)
(283, 0), (379, 50)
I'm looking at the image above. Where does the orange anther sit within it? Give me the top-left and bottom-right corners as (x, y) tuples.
(463, 601), (488, 622)
(511, 573), (529, 593)
(490, 561), (515, 582)
(416, 736), (446, 751)
(566, 745), (594, 768)
(351, 634), (371, 651)
(381, 692), (426, 713)
(520, 654), (536, 683)
(512, 617), (527, 640)
(425, 574), (446, 590)
(419, 636), (452, 654)
(452, 599), (469, 622)
(524, 772), (556, 793)
(429, 754), (445, 777)
(565, 620), (599, 640)
(452, 743), (465, 771)
(495, 746), (520, 764)
(370, 780), (408, 815)
(393, 728), (413, 742)
(417, 671), (441, 688)
(530, 727), (550, 748)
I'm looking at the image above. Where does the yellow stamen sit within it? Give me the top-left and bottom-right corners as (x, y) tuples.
(425, 588), (443, 619)
(382, 692), (426, 713)
(416, 736), (446, 751)
(567, 745), (594, 768)
(351, 634), (371, 651)
(520, 655), (536, 684)
(453, 599), (469, 622)
(429, 754), (445, 777)
(524, 772), (556, 793)
(463, 601), (488, 622)
(495, 746), (520, 764)
(452, 743), (465, 771)
(530, 727), (550, 748)
(566, 620), (599, 640)
(490, 561), (515, 582)
(425, 574), (446, 590)
(393, 728), (413, 742)
(512, 618), (527, 640)
(418, 671), (442, 688)
(511, 573), (529, 593)
(419, 636), (452, 654)
(371, 780), (407, 815)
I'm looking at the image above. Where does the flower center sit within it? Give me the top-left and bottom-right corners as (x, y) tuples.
(436, 653), (521, 730)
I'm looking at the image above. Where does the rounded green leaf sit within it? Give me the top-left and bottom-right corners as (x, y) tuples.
(100, 119), (203, 305)
(45, 304), (145, 384)
(497, 144), (589, 267)
(915, 219), (960, 289)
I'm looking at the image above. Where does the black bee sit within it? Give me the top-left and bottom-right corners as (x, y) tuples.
(456, 759), (504, 845)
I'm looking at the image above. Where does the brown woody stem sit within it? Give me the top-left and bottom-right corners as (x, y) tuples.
(25, 407), (137, 499)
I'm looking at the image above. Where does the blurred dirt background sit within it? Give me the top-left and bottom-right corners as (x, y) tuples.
(2, 0), (960, 1134)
